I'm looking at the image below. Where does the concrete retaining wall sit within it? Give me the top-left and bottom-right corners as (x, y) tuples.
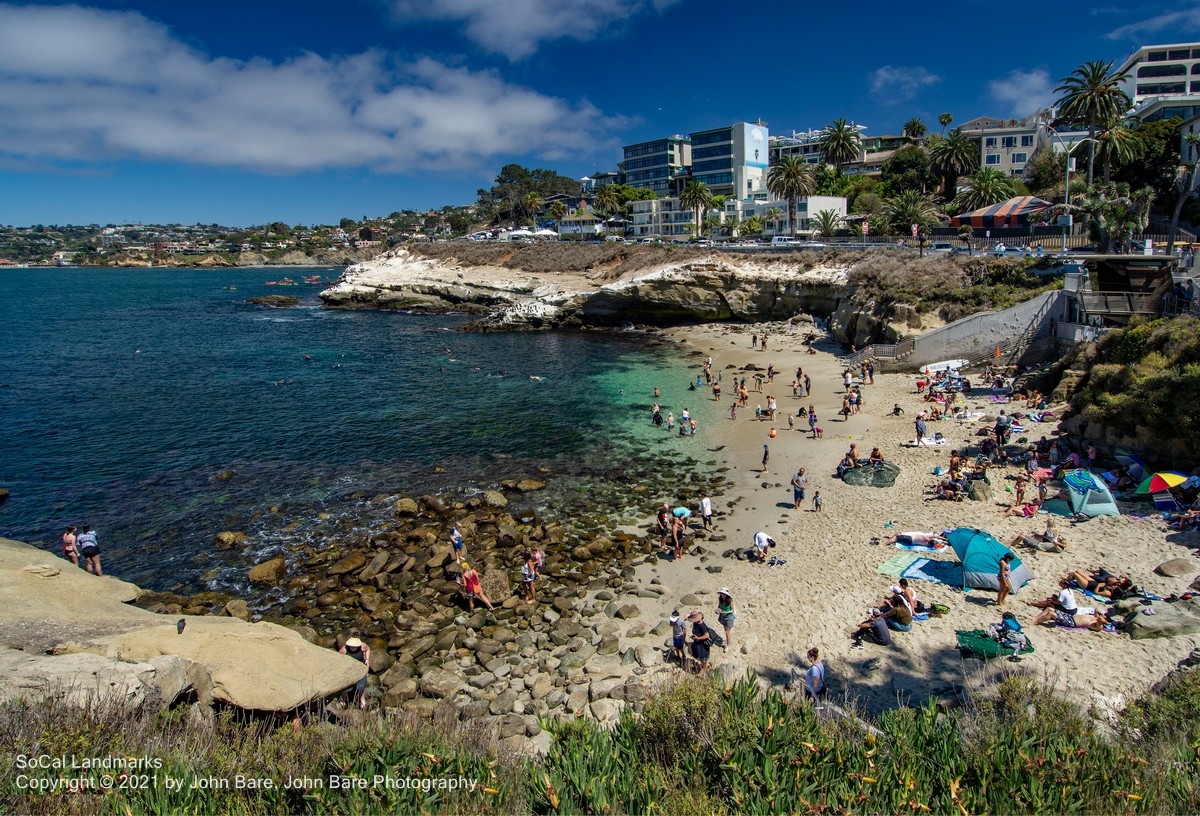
(906, 290), (1067, 367)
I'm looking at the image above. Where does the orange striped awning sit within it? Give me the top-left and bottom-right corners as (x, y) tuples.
(949, 196), (1051, 228)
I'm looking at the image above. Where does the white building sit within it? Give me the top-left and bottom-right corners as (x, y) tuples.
(1116, 42), (1200, 124)
(630, 195), (847, 239)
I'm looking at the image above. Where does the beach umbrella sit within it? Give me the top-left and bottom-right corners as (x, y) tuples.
(1136, 471), (1189, 494)
(1114, 450), (1147, 479)
(672, 506), (692, 518)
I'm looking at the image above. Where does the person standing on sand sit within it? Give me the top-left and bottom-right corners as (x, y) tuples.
(716, 590), (736, 647)
(700, 492), (714, 530)
(915, 415), (928, 447)
(657, 503), (671, 547)
(761, 334), (769, 353)
(670, 611), (687, 666)
(761, 443), (770, 473)
(713, 380), (721, 400)
(813, 490), (823, 512)
(687, 611), (712, 674)
(997, 552), (1015, 606)
(62, 525), (79, 567)
(672, 513), (687, 560)
(791, 468), (809, 508)
(803, 648), (825, 701)
(751, 333), (758, 349)
(76, 526), (101, 576)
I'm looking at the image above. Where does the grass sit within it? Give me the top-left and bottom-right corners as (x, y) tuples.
(6, 669), (1200, 815)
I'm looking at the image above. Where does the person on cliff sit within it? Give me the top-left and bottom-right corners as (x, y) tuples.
(62, 525), (79, 567)
(76, 525), (101, 576)
(521, 551), (538, 604)
(687, 611), (712, 674)
(339, 633), (371, 710)
(458, 562), (494, 612)
(670, 611), (687, 666)
(450, 524), (465, 564)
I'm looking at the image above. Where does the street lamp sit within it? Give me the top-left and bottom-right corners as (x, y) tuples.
(1041, 122), (1097, 254)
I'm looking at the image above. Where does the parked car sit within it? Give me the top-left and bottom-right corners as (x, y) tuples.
(930, 242), (954, 253)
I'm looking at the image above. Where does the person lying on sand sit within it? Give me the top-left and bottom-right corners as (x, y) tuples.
(1069, 569), (1138, 600)
(1009, 518), (1066, 553)
(882, 531), (949, 549)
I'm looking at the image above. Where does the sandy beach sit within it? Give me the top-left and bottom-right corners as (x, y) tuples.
(626, 319), (1200, 715)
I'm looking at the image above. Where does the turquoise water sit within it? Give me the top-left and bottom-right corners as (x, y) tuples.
(0, 267), (717, 591)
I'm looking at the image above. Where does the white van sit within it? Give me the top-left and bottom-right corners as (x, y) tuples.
(771, 236), (798, 246)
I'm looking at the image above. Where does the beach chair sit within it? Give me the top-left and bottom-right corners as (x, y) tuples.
(1152, 492), (1184, 513)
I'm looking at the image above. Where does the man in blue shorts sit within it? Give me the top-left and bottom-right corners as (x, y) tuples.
(790, 468), (808, 509)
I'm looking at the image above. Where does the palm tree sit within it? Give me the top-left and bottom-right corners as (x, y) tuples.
(902, 117), (927, 141)
(766, 156), (816, 238)
(927, 129), (979, 201)
(810, 209), (843, 238)
(1049, 182), (1154, 253)
(1093, 115), (1142, 184)
(594, 185), (620, 216)
(954, 167), (1017, 212)
(1055, 60), (1132, 187)
(938, 112), (953, 136)
(522, 191), (544, 226)
(763, 206), (783, 235)
(679, 180), (714, 239)
(884, 190), (939, 235)
(821, 118), (862, 172)
(1169, 132), (1200, 251)
(549, 201), (568, 226)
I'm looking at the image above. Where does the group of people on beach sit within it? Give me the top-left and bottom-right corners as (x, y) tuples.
(60, 524), (102, 576)
(669, 587), (738, 676)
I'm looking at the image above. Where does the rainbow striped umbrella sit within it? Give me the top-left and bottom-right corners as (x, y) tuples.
(1136, 471), (1189, 494)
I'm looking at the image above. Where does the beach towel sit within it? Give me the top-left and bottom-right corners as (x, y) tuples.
(878, 552), (921, 578)
(988, 395), (1009, 404)
(895, 541), (951, 554)
(905, 437), (947, 447)
(956, 629), (1035, 660)
(902, 557), (964, 587)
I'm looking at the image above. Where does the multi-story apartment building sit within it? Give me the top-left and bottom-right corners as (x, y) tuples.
(621, 135), (691, 196)
(686, 121), (771, 198)
(1117, 42), (1200, 123)
(957, 117), (1043, 178)
(629, 195), (847, 239)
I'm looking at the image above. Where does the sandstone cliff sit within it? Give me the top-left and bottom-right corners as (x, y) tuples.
(0, 537), (363, 712)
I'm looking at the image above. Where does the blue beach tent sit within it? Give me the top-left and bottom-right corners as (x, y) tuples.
(1062, 469), (1120, 517)
(946, 528), (1034, 591)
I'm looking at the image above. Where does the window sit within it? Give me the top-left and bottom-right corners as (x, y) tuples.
(1012, 152), (1028, 164)
(1138, 64), (1186, 78)
(1001, 136), (1017, 148)
(1137, 82), (1187, 95)
(1168, 49), (1190, 60)
(1147, 50), (1168, 61)
(1021, 135), (1034, 147)
(986, 153), (1000, 165)
(985, 137), (996, 147)
(1193, 48), (1200, 59)
(1193, 81), (1200, 93)
(1193, 64), (1200, 74)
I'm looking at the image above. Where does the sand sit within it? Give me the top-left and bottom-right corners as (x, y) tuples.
(627, 319), (1200, 716)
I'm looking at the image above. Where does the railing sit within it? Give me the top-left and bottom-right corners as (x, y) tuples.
(845, 338), (914, 367)
(1078, 291), (1162, 316)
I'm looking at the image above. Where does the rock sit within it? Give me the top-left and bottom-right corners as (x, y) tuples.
(705, 565), (724, 574)
(223, 599), (250, 620)
(483, 490), (508, 509)
(590, 698), (622, 722)
(679, 593), (701, 605)
(615, 604), (640, 620)
(1125, 601), (1200, 640)
(382, 678), (418, 706)
(213, 531), (248, 549)
(359, 551), (391, 581)
(1156, 559), (1198, 578)
(650, 620), (671, 637)
(0, 488), (9, 502)
(490, 689), (518, 715)
(420, 668), (465, 699)
(635, 645), (659, 668)
(595, 590), (614, 601)
(597, 635), (620, 655)
(589, 676), (624, 701)
(515, 479), (547, 492)
(247, 555), (286, 587)
(329, 552), (368, 576)
(246, 295), (299, 307)
(542, 609), (561, 624)
(0, 650), (199, 710)
(394, 497), (419, 516)
(468, 672), (496, 689)
(531, 674), (553, 699)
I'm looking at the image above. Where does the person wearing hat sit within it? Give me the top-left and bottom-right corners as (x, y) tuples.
(339, 632), (372, 709)
(669, 611), (686, 666)
(687, 611), (712, 674)
(716, 589), (736, 647)
(458, 562), (494, 612)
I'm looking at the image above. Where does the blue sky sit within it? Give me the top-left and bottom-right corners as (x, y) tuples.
(1, 0), (1197, 226)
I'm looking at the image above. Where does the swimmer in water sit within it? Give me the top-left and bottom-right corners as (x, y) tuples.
(530, 375), (542, 381)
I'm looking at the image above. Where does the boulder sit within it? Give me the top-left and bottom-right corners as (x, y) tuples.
(223, 599), (251, 620)
(589, 698), (622, 722)
(615, 604), (640, 620)
(420, 668), (465, 699)
(213, 531), (248, 549)
(634, 645), (659, 668)
(483, 490), (508, 509)
(0, 650), (201, 710)
(515, 479), (547, 492)
(328, 552), (368, 576)
(394, 497), (420, 516)
(1156, 559), (1198, 578)
(247, 555), (286, 587)
(1124, 601), (1200, 640)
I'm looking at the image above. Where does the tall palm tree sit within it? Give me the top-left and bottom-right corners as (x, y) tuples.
(884, 190), (939, 236)
(548, 201), (568, 226)
(954, 167), (1017, 212)
(821, 118), (862, 173)
(810, 209), (843, 238)
(1055, 60), (1132, 187)
(1093, 115), (1142, 184)
(928, 129), (979, 201)
(902, 117), (927, 141)
(763, 206), (783, 235)
(938, 112), (953, 136)
(522, 191), (544, 226)
(766, 155), (817, 238)
(679, 180), (714, 239)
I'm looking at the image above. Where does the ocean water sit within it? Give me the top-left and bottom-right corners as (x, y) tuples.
(0, 267), (719, 592)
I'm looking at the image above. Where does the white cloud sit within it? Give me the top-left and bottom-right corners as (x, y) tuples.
(388, 0), (679, 60)
(868, 66), (941, 104)
(1106, 6), (1200, 39)
(986, 68), (1054, 119)
(0, 4), (618, 173)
